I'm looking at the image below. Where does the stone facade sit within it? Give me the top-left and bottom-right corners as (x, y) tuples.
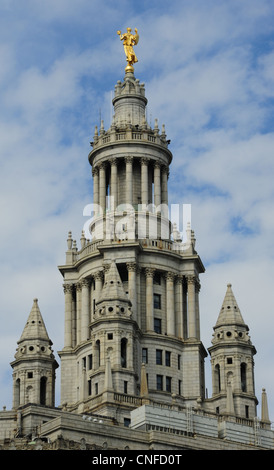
(0, 66), (273, 451)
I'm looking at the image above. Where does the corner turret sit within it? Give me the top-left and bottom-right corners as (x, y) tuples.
(11, 299), (58, 409)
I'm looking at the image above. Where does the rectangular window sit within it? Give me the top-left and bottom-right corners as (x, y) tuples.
(165, 351), (171, 367)
(156, 375), (163, 391)
(154, 318), (162, 334)
(124, 381), (128, 394)
(88, 380), (91, 395)
(178, 355), (181, 370)
(178, 380), (182, 395)
(166, 376), (172, 393)
(154, 293), (161, 309)
(88, 354), (92, 370)
(27, 372), (33, 379)
(156, 349), (163, 365)
(142, 348), (148, 363)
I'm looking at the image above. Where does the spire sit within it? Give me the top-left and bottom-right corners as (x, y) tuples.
(215, 283), (245, 328)
(98, 261), (130, 304)
(19, 298), (51, 343)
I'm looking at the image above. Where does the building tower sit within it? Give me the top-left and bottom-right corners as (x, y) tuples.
(11, 299), (58, 409)
(208, 284), (258, 419)
(58, 48), (207, 424)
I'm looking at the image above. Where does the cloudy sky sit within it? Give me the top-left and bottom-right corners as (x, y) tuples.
(1, 0), (274, 421)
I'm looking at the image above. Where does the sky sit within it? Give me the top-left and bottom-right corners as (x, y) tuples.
(0, 0), (274, 421)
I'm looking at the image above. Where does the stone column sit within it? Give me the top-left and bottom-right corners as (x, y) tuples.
(145, 268), (155, 331)
(161, 165), (169, 206)
(166, 272), (175, 336)
(63, 284), (73, 348)
(125, 156), (133, 206)
(182, 278), (188, 339)
(195, 279), (201, 340)
(76, 282), (82, 345)
(99, 163), (106, 214)
(127, 262), (137, 321)
(110, 158), (118, 211)
(175, 275), (184, 339)
(136, 265), (141, 327)
(154, 162), (161, 209)
(161, 165), (169, 218)
(94, 271), (103, 305)
(187, 275), (197, 339)
(92, 166), (99, 215)
(81, 278), (90, 342)
(141, 158), (149, 206)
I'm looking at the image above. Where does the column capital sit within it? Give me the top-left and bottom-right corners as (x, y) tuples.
(140, 157), (149, 165)
(164, 271), (176, 281)
(186, 274), (196, 285)
(153, 161), (161, 169)
(162, 164), (169, 174)
(145, 267), (155, 278)
(110, 157), (118, 166)
(63, 283), (74, 294)
(94, 270), (104, 281)
(127, 262), (138, 272)
(175, 274), (184, 284)
(98, 162), (107, 170)
(81, 278), (90, 288)
(125, 155), (134, 164)
(76, 282), (82, 292)
(92, 166), (99, 177)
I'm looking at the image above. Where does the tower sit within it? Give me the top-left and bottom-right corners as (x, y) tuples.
(58, 36), (207, 423)
(208, 284), (258, 419)
(11, 299), (58, 409)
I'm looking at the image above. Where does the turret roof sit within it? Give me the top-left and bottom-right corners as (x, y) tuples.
(215, 283), (246, 328)
(19, 298), (51, 343)
(97, 261), (130, 304)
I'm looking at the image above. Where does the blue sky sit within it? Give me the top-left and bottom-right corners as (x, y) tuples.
(1, 0), (274, 420)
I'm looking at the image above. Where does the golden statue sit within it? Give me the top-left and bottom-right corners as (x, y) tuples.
(117, 28), (139, 73)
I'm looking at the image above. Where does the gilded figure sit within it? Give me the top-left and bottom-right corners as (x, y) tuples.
(117, 28), (139, 70)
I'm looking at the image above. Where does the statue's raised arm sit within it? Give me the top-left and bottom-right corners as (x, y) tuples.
(117, 27), (139, 73)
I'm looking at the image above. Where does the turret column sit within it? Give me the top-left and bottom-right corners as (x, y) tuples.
(63, 284), (73, 348)
(81, 279), (90, 342)
(145, 268), (155, 331)
(99, 163), (106, 214)
(166, 272), (175, 336)
(154, 162), (161, 209)
(141, 158), (149, 206)
(125, 156), (133, 206)
(110, 158), (118, 211)
(175, 275), (184, 339)
(187, 275), (197, 339)
(92, 167), (99, 216)
(127, 262), (137, 321)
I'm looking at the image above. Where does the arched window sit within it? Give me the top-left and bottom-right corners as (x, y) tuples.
(40, 377), (47, 405)
(241, 363), (247, 392)
(121, 338), (127, 368)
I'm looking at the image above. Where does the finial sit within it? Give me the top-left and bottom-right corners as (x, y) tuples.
(67, 231), (73, 250)
(117, 28), (139, 74)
